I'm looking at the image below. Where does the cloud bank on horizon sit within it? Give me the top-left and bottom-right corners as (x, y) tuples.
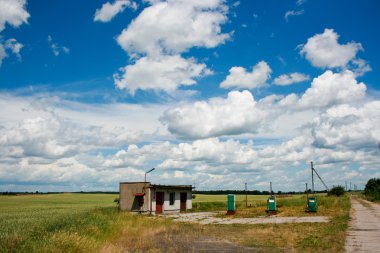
(0, 0), (379, 192)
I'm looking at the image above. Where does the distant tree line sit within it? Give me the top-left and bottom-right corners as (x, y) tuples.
(193, 189), (328, 195)
(72, 191), (119, 194)
(1, 191), (119, 195)
(1, 191), (64, 195)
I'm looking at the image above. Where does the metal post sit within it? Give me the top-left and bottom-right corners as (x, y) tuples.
(270, 182), (273, 197)
(311, 161), (315, 196)
(144, 167), (155, 196)
(312, 166), (329, 191)
(145, 168), (155, 184)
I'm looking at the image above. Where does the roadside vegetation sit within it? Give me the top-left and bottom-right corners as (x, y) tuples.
(363, 178), (380, 202)
(328, 186), (345, 197)
(1, 193), (350, 252)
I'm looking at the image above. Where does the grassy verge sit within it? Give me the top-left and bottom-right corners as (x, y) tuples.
(352, 191), (380, 203)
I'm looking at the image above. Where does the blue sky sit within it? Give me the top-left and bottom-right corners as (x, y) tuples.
(0, 0), (379, 192)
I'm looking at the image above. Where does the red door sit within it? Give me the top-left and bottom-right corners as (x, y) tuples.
(180, 192), (187, 211)
(156, 192), (164, 214)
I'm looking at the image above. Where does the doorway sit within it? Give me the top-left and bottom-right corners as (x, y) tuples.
(180, 192), (187, 211)
(156, 192), (164, 214)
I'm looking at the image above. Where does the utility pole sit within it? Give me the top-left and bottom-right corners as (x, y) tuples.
(310, 161), (329, 191)
(311, 161), (315, 195)
(245, 182), (248, 208)
(144, 168), (155, 214)
(270, 181), (273, 196)
(345, 181), (348, 191)
(350, 182), (352, 191)
(145, 168), (155, 184)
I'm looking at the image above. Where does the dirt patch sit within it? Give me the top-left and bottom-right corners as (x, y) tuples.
(345, 197), (380, 253)
(101, 225), (262, 253)
(187, 239), (263, 253)
(165, 212), (329, 225)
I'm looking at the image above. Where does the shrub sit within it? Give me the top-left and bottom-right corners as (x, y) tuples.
(328, 186), (345, 197)
(114, 198), (120, 207)
(364, 178), (380, 201)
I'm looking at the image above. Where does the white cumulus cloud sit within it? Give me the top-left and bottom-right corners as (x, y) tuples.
(4, 38), (23, 58)
(161, 90), (271, 139)
(310, 102), (380, 150)
(1, 88), (379, 191)
(94, 0), (137, 23)
(0, 0), (29, 32)
(299, 70), (366, 108)
(113, 0), (230, 95)
(273, 72), (310, 86)
(300, 28), (363, 69)
(220, 61), (272, 90)
(114, 55), (212, 95)
(0, 0), (28, 67)
(0, 38), (23, 65)
(163, 69), (369, 140)
(116, 0), (230, 57)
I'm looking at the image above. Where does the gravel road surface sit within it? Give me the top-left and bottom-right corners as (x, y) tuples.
(345, 197), (380, 253)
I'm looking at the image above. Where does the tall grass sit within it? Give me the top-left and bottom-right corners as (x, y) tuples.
(0, 194), (123, 253)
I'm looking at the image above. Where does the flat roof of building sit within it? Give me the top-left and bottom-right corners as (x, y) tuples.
(150, 184), (192, 189)
(120, 182), (147, 184)
(120, 182), (192, 189)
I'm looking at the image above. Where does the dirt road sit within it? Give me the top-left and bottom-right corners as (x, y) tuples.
(345, 197), (380, 252)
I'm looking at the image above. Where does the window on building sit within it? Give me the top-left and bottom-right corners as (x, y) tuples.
(169, 192), (175, 205)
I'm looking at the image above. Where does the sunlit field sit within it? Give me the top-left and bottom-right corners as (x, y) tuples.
(0, 194), (121, 252)
(0, 193), (350, 252)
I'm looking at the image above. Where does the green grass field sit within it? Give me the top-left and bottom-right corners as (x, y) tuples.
(0, 194), (122, 253)
(0, 193), (350, 252)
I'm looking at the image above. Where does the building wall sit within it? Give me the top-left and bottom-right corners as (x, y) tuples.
(151, 189), (192, 213)
(119, 182), (192, 213)
(119, 182), (150, 211)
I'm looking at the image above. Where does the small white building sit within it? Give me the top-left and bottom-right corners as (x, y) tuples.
(119, 182), (192, 214)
